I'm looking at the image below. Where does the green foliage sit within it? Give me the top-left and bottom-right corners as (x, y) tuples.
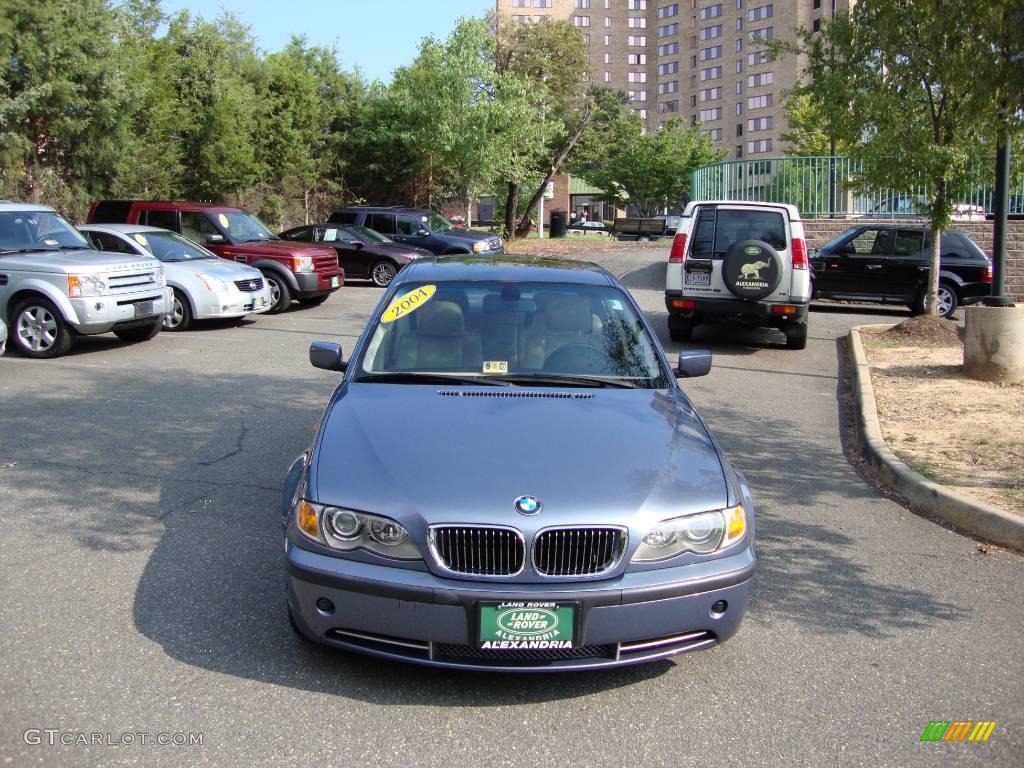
(572, 107), (726, 216)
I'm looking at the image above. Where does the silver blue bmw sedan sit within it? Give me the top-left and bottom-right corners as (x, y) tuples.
(283, 256), (756, 671)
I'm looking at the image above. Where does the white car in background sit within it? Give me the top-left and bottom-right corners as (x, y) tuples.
(79, 224), (273, 331)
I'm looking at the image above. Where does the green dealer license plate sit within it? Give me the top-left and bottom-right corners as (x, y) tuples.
(478, 601), (577, 650)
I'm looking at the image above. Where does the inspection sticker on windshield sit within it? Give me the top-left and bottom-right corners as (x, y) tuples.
(133, 234), (149, 246)
(381, 285), (436, 324)
(483, 361), (508, 374)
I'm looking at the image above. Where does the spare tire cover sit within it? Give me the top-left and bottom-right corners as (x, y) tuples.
(722, 239), (783, 299)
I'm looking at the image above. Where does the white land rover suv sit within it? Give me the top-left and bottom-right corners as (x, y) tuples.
(0, 202), (172, 358)
(664, 201), (811, 349)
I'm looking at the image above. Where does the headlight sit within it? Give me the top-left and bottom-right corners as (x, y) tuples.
(67, 274), (107, 298)
(632, 505), (746, 562)
(296, 501), (420, 560)
(196, 273), (230, 293)
(473, 241), (487, 253)
(291, 255), (314, 273)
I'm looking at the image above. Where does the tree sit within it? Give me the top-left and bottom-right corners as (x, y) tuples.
(571, 108), (725, 216)
(782, 1), (1022, 315)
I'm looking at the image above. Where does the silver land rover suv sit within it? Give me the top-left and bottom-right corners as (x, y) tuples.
(664, 201), (811, 349)
(0, 202), (172, 358)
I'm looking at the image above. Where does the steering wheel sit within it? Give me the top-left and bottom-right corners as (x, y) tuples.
(543, 343), (609, 374)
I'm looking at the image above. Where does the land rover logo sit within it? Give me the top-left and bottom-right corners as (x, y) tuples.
(514, 495), (541, 515)
(744, 245), (761, 256)
(496, 608), (559, 637)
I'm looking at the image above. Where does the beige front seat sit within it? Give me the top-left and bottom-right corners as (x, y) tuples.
(395, 301), (481, 371)
(521, 294), (601, 370)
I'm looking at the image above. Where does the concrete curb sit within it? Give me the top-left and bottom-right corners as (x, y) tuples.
(849, 324), (1024, 551)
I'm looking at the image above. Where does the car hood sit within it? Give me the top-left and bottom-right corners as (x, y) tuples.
(312, 385), (728, 528)
(367, 242), (434, 259)
(435, 228), (495, 243)
(163, 258), (261, 281)
(218, 239), (336, 260)
(0, 249), (159, 274)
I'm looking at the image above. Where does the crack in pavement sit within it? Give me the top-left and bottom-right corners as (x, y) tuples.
(196, 418), (248, 467)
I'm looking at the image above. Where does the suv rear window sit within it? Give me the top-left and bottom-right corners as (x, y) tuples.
(691, 208), (787, 258)
(328, 211), (358, 225)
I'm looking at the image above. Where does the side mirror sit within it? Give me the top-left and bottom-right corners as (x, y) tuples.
(416, 228), (430, 237)
(309, 341), (347, 372)
(808, 248), (820, 259)
(353, 241), (365, 249)
(674, 350), (712, 378)
(205, 233), (225, 244)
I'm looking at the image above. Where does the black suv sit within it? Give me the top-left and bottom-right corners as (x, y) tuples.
(327, 206), (503, 256)
(810, 226), (992, 318)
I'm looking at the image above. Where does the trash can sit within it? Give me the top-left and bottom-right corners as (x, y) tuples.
(549, 210), (567, 238)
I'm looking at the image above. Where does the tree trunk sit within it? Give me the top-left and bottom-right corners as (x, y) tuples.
(303, 187), (311, 225)
(926, 181), (945, 316)
(503, 181), (519, 241)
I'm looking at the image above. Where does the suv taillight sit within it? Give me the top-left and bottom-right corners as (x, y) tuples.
(982, 262), (992, 283)
(669, 233), (688, 264)
(791, 238), (809, 270)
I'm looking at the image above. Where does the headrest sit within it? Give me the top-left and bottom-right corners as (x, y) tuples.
(541, 295), (592, 333)
(417, 301), (464, 337)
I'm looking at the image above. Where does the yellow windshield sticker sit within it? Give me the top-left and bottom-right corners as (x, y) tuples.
(483, 361), (508, 374)
(381, 285), (436, 324)
(218, 213), (230, 228)
(133, 233), (149, 246)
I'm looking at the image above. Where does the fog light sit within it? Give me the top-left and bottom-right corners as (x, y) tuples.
(316, 598), (335, 615)
(711, 600), (728, 616)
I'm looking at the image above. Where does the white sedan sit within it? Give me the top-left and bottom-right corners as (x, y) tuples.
(78, 224), (273, 331)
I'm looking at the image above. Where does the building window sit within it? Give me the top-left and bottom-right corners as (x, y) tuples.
(574, 0), (590, 8)
(736, 38), (743, 52)
(707, 127), (723, 140)
(736, 17), (744, 31)
(605, 16), (612, 27)
(812, 18), (821, 32)
(748, 27), (774, 44)
(604, 52), (612, 63)
(628, 0), (648, 8)
(628, 71), (648, 82)
(736, 123), (743, 136)
(658, 22), (679, 37)
(658, 80), (679, 94)
(573, 16), (591, 27)
(747, 116), (773, 131)
(699, 86), (722, 101)
(736, 0), (744, 7)
(747, 50), (770, 66)
(604, 71), (611, 82)
(512, 0), (528, 6)
(659, 3), (679, 18)
(747, 138), (773, 153)
(628, 17), (647, 28)
(690, 94), (697, 106)
(736, 145), (743, 158)
(658, 61), (680, 75)
(698, 4), (723, 20)
(699, 45), (721, 61)
(535, 0), (553, 6)
(736, 81), (743, 95)
(691, 55), (697, 67)
(699, 107), (722, 121)
(699, 65), (722, 81)
(605, 35), (612, 45)
(628, 90), (648, 102)
(628, 53), (647, 64)
(748, 4), (773, 22)
(628, 35), (648, 46)
(700, 24), (722, 40)
(747, 93), (774, 109)
(658, 42), (679, 55)
(736, 102), (743, 114)
(634, 108), (648, 119)
(659, 100), (679, 113)
(747, 71), (774, 87)
(813, 0), (821, 8)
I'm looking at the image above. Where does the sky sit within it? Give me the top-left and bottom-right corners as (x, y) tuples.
(161, 0), (495, 82)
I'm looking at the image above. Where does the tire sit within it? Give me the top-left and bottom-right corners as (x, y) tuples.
(638, 236), (651, 243)
(163, 289), (193, 331)
(914, 282), (960, 319)
(11, 296), (74, 358)
(114, 318), (162, 343)
(298, 295), (329, 307)
(722, 240), (783, 300)
(785, 322), (808, 350)
(264, 271), (292, 314)
(668, 316), (694, 342)
(370, 260), (398, 287)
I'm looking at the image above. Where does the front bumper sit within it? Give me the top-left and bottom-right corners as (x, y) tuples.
(286, 540), (754, 671)
(71, 287), (173, 335)
(295, 270), (344, 298)
(194, 286), (273, 320)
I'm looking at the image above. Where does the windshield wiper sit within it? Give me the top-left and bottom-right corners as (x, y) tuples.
(497, 373), (639, 389)
(354, 372), (512, 386)
(0, 246), (58, 255)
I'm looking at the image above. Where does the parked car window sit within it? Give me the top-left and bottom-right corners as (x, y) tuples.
(0, 211), (89, 251)
(284, 226), (314, 241)
(180, 212), (222, 244)
(88, 232), (136, 254)
(343, 225), (392, 244)
(143, 210), (177, 231)
(367, 213), (396, 234)
(330, 211), (358, 225)
(217, 212), (276, 243)
(848, 228), (894, 255)
(424, 211), (454, 232)
(894, 229), (924, 255)
(690, 208), (716, 257)
(140, 231), (218, 262)
(709, 209), (786, 254)
(396, 215), (423, 236)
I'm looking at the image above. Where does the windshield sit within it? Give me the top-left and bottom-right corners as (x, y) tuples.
(343, 225), (392, 244)
(0, 210), (91, 252)
(424, 212), (453, 233)
(357, 281), (669, 388)
(216, 212), (277, 243)
(135, 231), (216, 262)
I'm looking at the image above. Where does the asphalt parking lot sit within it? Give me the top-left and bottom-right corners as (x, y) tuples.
(1, 247), (1021, 767)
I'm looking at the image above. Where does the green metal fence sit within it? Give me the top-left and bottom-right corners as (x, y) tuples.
(690, 156), (1024, 218)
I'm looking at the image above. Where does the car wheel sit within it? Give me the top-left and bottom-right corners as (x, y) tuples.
(638, 236), (651, 243)
(114, 318), (162, 343)
(298, 295), (329, 307)
(264, 271), (292, 314)
(668, 316), (694, 342)
(785, 322), (808, 350)
(371, 260), (398, 287)
(914, 282), (959, 318)
(163, 289), (193, 332)
(12, 296), (74, 358)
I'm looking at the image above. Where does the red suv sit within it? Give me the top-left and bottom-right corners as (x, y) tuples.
(87, 201), (343, 313)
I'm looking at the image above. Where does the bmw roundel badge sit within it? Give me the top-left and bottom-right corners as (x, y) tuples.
(514, 495), (542, 515)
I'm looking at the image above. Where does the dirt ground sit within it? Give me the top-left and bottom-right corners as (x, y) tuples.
(861, 316), (1024, 518)
(504, 234), (643, 258)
